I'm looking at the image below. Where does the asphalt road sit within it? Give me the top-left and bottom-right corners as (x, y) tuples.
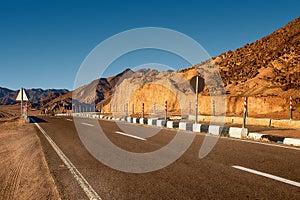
(33, 116), (300, 199)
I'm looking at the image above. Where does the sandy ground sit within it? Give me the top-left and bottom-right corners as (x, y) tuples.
(0, 117), (60, 200)
(0, 104), (41, 116)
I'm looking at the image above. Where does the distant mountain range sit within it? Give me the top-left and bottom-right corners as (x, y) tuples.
(0, 87), (69, 105)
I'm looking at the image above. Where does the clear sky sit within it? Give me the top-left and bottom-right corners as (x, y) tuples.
(0, 0), (299, 90)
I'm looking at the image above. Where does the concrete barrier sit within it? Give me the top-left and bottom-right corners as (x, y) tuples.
(229, 127), (248, 139)
(193, 124), (201, 132)
(283, 138), (300, 147)
(147, 119), (152, 125)
(133, 118), (139, 123)
(179, 122), (193, 131)
(148, 119), (157, 126)
(166, 121), (179, 128)
(208, 125), (221, 135)
(157, 120), (166, 127)
(126, 117), (132, 123)
(179, 122), (186, 130)
(139, 118), (145, 124)
(167, 121), (173, 128)
(248, 132), (264, 140)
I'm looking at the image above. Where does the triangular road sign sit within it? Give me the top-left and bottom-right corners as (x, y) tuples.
(16, 88), (29, 101)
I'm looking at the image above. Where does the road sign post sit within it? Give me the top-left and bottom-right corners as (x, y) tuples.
(16, 87), (29, 118)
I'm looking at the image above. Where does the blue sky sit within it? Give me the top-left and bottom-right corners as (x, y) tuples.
(0, 0), (299, 90)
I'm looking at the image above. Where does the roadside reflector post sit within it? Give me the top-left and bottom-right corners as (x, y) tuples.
(164, 101), (167, 124)
(290, 96), (293, 121)
(195, 76), (199, 124)
(242, 97), (248, 128)
(142, 103), (144, 118)
(21, 87), (23, 117)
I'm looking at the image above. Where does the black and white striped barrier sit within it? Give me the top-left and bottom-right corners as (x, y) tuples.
(179, 122), (193, 131)
(55, 113), (300, 146)
(166, 121), (179, 128)
(156, 120), (166, 127)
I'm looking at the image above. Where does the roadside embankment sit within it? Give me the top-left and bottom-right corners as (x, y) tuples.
(0, 117), (60, 199)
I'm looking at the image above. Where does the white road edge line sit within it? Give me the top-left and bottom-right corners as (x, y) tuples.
(32, 118), (102, 200)
(115, 131), (146, 141)
(82, 122), (94, 127)
(232, 165), (300, 188)
(66, 119), (73, 121)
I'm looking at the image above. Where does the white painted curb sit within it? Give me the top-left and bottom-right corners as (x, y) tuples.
(283, 138), (300, 147)
(229, 127), (248, 139)
(148, 119), (154, 125)
(167, 121), (174, 128)
(248, 132), (264, 140)
(132, 118), (138, 123)
(156, 120), (165, 127)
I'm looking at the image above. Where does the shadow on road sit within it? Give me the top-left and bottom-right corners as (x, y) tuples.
(29, 116), (47, 123)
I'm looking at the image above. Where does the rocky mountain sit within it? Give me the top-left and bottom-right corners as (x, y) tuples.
(0, 87), (69, 105)
(40, 69), (134, 114)
(184, 16), (300, 98)
(41, 16), (300, 118)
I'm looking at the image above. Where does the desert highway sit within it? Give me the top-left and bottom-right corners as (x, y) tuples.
(32, 116), (300, 199)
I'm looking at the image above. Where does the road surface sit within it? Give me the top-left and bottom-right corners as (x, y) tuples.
(33, 116), (300, 199)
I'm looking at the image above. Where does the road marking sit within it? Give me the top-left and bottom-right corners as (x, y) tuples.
(66, 119), (73, 121)
(115, 131), (146, 141)
(31, 118), (102, 200)
(82, 122), (94, 127)
(232, 165), (300, 188)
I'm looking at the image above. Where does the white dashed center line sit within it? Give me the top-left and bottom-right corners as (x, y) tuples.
(232, 165), (300, 188)
(81, 123), (94, 127)
(115, 131), (146, 141)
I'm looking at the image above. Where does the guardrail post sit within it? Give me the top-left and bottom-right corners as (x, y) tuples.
(164, 101), (167, 123)
(290, 96), (293, 120)
(195, 76), (199, 124)
(242, 97), (248, 128)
